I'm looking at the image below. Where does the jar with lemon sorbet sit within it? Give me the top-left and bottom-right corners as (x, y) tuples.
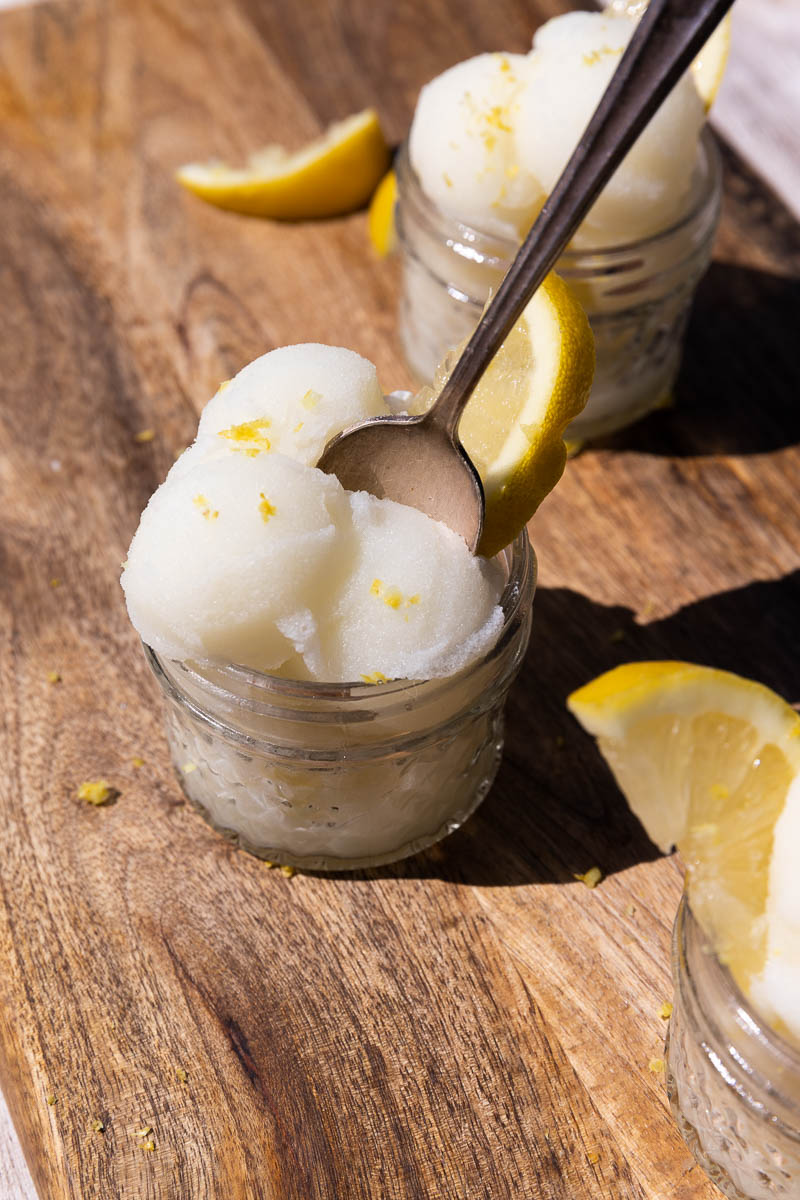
(122, 343), (559, 869)
(396, 10), (723, 441)
(668, 896), (800, 1200)
(569, 663), (800, 1198)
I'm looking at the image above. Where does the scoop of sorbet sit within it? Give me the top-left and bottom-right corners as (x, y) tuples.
(121, 344), (504, 682)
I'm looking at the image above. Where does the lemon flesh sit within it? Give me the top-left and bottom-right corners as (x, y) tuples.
(367, 169), (397, 257)
(176, 109), (391, 220)
(605, 0), (731, 110)
(411, 273), (594, 558)
(568, 662), (800, 1024)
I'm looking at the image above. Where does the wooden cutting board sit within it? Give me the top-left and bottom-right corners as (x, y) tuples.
(1, 0), (798, 1196)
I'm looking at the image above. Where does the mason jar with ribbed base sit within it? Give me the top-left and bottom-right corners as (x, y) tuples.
(144, 533), (535, 871)
(666, 894), (800, 1198)
(395, 129), (722, 443)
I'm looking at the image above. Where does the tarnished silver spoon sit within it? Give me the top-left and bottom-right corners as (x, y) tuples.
(317, 0), (735, 551)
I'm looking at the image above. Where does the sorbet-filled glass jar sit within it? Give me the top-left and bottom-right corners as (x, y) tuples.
(666, 894), (800, 1199)
(395, 129), (722, 442)
(145, 533), (535, 870)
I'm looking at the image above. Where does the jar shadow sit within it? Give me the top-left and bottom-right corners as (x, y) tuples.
(361, 569), (800, 887)
(588, 261), (800, 458)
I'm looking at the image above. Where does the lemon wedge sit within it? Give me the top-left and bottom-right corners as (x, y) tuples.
(176, 109), (391, 220)
(568, 662), (800, 1011)
(411, 272), (594, 558)
(368, 169), (398, 257)
(605, 0), (731, 110)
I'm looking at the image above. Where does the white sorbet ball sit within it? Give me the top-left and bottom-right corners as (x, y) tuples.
(517, 12), (705, 245)
(750, 777), (800, 1045)
(409, 52), (544, 239)
(317, 490), (504, 683)
(195, 343), (388, 469)
(121, 452), (353, 674)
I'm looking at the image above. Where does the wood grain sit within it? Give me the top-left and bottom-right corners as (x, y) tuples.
(0, 0), (798, 1197)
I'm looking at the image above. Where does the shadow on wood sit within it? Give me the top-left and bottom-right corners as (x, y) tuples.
(592, 261), (800, 457)
(373, 568), (800, 887)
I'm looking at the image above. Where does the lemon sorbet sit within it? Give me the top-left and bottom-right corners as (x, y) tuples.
(122, 311), (592, 866)
(395, 7), (726, 440)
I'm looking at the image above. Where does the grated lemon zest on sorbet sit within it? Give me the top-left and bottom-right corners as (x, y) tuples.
(370, 580), (421, 611)
(258, 493), (277, 523)
(301, 389), (322, 411)
(193, 495), (219, 521)
(218, 418), (271, 454)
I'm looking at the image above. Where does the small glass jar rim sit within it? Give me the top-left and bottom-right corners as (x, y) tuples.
(146, 528), (534, 704)
(678, 893), (800, 1075)
(395, 126), (722, 261)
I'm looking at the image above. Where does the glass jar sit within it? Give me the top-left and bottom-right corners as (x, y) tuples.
(666, 894), (800, 1198)
(144, 532), (535, 871)
(395, 129), (722, 442)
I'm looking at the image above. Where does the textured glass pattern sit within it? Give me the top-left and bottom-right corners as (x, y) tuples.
(666, 898), (800, 1199)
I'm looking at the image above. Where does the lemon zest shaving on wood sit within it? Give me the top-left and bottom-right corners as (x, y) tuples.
(77, 780), (116, 806)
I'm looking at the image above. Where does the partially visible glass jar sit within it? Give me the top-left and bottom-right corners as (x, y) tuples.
(144, 533), (535, 871)
(666, 894), (800, 1199)
(395, 129), (722, 442)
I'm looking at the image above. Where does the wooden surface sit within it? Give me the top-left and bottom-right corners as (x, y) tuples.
(1, 0), (799, 1197)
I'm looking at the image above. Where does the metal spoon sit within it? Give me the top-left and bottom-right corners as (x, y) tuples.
(317, 0), (735, 551)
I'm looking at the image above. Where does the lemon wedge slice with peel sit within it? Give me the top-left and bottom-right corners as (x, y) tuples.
(605, 0), (731, 110)
(176, 109), (391, 220)
(368, 169), (398, 257)
(412, 272), (594, 558)
(568, 662), (800, 1013)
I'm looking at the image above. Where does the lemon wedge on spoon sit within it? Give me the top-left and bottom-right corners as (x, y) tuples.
(411, 272), (594, 558)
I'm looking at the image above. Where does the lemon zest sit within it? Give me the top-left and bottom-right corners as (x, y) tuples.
(258, 493), (277, 523)
(78, 780), (116, 806)
(218, 418), (271, 454)
(193, 494), (219, 520)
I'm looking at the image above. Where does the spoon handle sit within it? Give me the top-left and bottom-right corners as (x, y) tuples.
(426, 0), (735, 437)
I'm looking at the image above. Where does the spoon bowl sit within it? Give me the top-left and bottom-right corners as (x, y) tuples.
(317, 413), (484, 551)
